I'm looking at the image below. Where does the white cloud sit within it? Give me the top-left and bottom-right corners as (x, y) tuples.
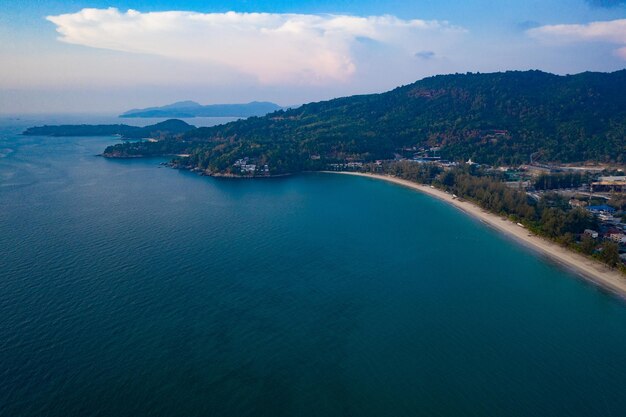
(528, 19), (626, 59)
(46, 8), (464, 85)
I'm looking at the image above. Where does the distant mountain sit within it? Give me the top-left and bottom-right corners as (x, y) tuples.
(23, 119), (195, 139)
(119, 101), (283, 118)
(104, 70), (626, 174)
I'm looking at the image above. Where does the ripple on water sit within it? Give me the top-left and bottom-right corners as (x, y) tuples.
(0, 148), (14, 158)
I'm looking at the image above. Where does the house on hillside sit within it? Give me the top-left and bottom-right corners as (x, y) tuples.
(609, 233), (626, 244)
(584, 229), (599, 239)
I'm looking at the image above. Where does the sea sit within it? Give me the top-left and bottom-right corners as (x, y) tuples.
(2, 115), (626, 417)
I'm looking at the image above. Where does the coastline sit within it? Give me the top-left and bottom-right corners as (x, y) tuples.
(169, 163), (293, 179)
(331, 171), (626, 300)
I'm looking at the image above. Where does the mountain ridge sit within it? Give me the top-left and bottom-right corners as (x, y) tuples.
(119, 101), (283, 118)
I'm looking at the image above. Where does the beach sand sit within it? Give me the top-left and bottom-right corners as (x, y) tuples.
(332, 171), (626, 299)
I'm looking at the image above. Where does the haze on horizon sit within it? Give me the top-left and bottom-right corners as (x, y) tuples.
(1, 0), (625, 114)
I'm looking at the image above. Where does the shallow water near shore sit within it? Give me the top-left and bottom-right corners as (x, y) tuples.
(2, 116), (626, 416)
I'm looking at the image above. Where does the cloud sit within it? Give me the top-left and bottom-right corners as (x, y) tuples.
(527, 19), (626, 59)
(46, 8), (463, 85)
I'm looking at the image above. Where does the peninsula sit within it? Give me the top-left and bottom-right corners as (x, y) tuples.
(23, 119), (195, 139)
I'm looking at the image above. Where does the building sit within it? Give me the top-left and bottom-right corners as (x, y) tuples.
(592, 176), (626, 192)
(328, 162), (363, 171)
(609, 233), (626, 244)
(599, 213), (619, 223)
(587, 204), (616, 214)
(584, 229), (599, 239)
(569, 199), (587, 208)
(240, 164), (256, 173)
(412, 156), (441, 163)
(233, 158), (257, 173)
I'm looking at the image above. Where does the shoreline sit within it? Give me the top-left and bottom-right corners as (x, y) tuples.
(165, 162), (293, 179)
(330, 171), (626, 300)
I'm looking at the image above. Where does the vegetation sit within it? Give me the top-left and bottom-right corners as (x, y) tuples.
(24, 119), (195, 139)
(102, 139), (191, 157)
(103, 70), (626, 173)
(600, 241), (621, 267)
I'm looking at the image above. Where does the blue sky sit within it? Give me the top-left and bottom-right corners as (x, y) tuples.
(1, 0), (625, 113)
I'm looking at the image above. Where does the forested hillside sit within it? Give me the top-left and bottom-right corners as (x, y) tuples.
(103, 70), (626, 174)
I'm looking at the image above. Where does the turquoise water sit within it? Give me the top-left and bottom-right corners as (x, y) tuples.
(2, 117), (626, 416)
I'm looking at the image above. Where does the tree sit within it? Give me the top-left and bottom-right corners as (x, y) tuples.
(557, 232), (576, 247)
(600, 241), (621, 267)
(439, 171), (456, 187)
(580, 234), (596, 255)
(563, 208), (593, 234)
(540, 208), (565, 237)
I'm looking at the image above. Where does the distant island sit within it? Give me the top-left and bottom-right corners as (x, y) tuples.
(23, 119), (195, 140)
(119, 101), (283, 118)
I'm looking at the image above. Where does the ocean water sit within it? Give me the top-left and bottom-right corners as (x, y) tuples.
(2, 116), (626, 416)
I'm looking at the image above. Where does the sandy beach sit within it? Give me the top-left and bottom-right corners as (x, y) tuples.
(332, 171), (626, 299)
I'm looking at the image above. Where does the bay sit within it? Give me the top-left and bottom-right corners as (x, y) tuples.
(1, 116), (626, 416)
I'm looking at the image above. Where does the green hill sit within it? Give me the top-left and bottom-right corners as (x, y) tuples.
(24, 119), (195, 139)
(103, 70), (626, 174)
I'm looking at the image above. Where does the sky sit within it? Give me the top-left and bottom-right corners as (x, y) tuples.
(1, 0), (625, 113)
